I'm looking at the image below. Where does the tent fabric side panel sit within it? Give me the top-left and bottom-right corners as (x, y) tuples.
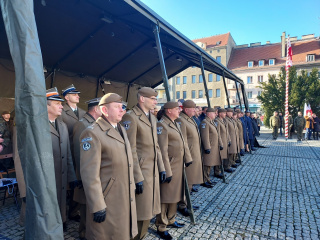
(0, 0), (63, 239)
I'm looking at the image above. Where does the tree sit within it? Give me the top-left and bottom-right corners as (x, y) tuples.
(258, 67), (320, 127)
(257, 66), (296, 127)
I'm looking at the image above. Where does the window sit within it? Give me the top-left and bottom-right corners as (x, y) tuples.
(247, 76), (253, 84)
(199, 75), (203, 83)
(258, 91), (262, 96)
(176, 91), (180, 99)
(208, 89), (213, 98)
(183, 91), (187, 99)
(269, 59), (275, 65)
(183, 76), (187, 84)
(258, 75), (263, 82)
(307, 54), (315, 62)
(192, 90), (196, 99)
(216, 89), (221, 97)
(192, 75), (196, 84)
(199, 90), (203, 98)
(216, 56), (221, 63)
(258, 60), (264, 67)
(248, 61), (253, 67)
(176, 77), (180, 85)
(208, 73), (213, 82)
(216, 75), (221, 81)
(247, 91), (253, 99)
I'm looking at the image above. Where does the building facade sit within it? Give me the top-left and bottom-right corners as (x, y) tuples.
(228, 33), (320, 112)
(171, 32), (236, 107)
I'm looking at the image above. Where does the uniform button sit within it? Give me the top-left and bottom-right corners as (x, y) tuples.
(62, 171), (64, 174)
(62, 156), (64, 159)
(130, 198), (133, 201)
(62, 187), (65, 190)
(130, 181), (132, 184)
(129, 164), (131, 167)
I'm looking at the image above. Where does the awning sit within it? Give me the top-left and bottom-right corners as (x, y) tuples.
(0, 0), (243, 88)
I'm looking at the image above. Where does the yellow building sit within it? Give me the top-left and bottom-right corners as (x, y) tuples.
(172, 32), (236, 107)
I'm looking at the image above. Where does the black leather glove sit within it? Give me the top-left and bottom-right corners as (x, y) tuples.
(159, 171), (166, 183)
(219, 146), (223, 150)
(93, 209), (106, 223)
(135, 181), (143, 194)
(185, 162), (192, 167)
(69, 180), (78, 190)
(228, 142), (231, 147)
(204, 149), (210, 154)
(165, 176), (172, 183)
(77, 180), (83, 189)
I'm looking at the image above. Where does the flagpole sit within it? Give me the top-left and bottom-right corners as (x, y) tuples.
(285, 35), (292, 140)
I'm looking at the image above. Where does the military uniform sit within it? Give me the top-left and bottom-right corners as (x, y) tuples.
(60, 103), (86, 159)
(200, 116), (222, 183)
(225, 113), (239, 168)
(235, 118), (245, 151)
(288, 115), (293, 138)
(269, 115), (280, 139)
(176, 111), (203, 186)
(215, 117), (230, 172)
(73, 112), (97, 238)
(294, 116), (306, 141)
(156, 114), (192, 233)
(80, 116), (138, 240)
(121, 104), (165, 240)
(50, 118), (77, 222)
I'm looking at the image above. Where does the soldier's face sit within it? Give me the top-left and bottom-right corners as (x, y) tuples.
(207, 112), (215, 120)
(65, 93), (79, 104)
(47, 101), (63, 118)
(185, 107), (196, 117)
(226, 112), (233, 118)
(104, 102), (124, 124)
(143, 96), (157, 111)
(233, 114), (237, 119)
(219, 112), (226, 118)
(168, 107), (180, 120)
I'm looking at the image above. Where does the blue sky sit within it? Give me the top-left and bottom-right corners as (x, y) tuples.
(140, 0), (320, 45)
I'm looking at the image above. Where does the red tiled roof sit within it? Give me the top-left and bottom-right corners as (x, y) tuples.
(228, 39), (320, 70)
(193, 32), (231, 48)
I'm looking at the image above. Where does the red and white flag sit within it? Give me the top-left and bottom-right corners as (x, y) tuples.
(303, 103), (313, 116)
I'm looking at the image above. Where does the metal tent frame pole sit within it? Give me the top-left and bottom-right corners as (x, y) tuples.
(200, 54), (211, 108)
(222, 71), (230, 108)
(153, 24), (171, 101)
(241, 84), (249, 110)
(235, 81), (243, 110)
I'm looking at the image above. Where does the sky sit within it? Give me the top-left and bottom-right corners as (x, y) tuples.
(140, 0), (320, 45)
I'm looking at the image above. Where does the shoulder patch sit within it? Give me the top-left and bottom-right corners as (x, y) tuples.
(82, 142), (91, 151)
(122, 120), (131, 130)
(157, 126), (163, 135)
(201, 123), (206, 128)
(81, 137), (92, 142)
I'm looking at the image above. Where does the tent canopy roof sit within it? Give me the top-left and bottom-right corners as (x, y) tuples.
(0, 0), (243, 87)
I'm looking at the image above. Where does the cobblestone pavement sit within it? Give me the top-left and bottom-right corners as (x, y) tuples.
(1, 127), (320, 239)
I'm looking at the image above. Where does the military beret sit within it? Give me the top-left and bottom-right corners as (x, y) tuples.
(183, 100), (196, 108)
(218, 108), (227, 113)
(206, 108), (216, 113)
(46, 87), (64, 102)
(226, 108), (234, 113)
(1, 111), (10, 115)
(99, 93), (123, 106)
(61, 84), (80, 97)
(138, 87), (158, 97)
(163, 101), (179, 109)
(85, 98), (101, 108)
